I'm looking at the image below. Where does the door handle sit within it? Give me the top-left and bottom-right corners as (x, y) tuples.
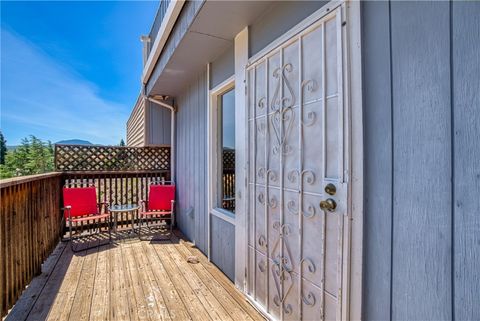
(325, 183), (336, 195)
(320, 198), (337, 212)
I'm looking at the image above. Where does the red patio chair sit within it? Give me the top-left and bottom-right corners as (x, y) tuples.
(63, 186), (112, 251)
(139, 184), (175, 239)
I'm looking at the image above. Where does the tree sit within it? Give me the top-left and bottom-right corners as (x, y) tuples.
(0, 130), (7, 165)
(119, 139), (126, 146)
(0, 135), (54, 179)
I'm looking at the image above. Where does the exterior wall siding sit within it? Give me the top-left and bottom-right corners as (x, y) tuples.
(147, 101), (171, 146)
(126, 99), (171, 147)
(175, 64), (237, 279)
(210, 43), (234, 89)
(452, 3), (480, 319)
(209, 43), (236, 280)
(126, 98), (146, 147)
(175, 70), (208, 254)
(248, 1), (328, 57)
(210, 215), (235, 281)
(362, 1), (480, 320)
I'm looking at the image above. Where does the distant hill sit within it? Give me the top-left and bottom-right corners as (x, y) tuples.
(55, 139), (93, 145)
(6, 139), (93, 151)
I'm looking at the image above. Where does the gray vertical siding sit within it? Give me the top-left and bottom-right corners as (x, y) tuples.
(248, 0), (328, 57)
(210, 43), (234, 89)
(362, 1), (480, 320)
(126, 99), (171, 147)
(175, 70), (208, 253)
(210, 215), (235, 281)
(361, 1), (392, 320)
(452, 2), (480, 320)
(209, 46), (236, 280)
(148, 101), (171, 145)
(175, 61), (237, 278)
(391, 2), (451, 320)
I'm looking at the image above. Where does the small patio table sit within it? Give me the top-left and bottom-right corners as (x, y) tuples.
(109, 204), (140, 236)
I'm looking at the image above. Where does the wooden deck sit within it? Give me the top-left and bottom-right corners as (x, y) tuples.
(5, 233), (265, 321)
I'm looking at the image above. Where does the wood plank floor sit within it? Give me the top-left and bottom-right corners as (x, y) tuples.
(5, 232), (265, 321)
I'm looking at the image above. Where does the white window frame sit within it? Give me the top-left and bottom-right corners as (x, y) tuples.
(207, 75), (236, 233)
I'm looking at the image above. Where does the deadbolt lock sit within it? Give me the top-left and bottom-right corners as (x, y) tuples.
(325, 183), (336, 195)
(320, 198), (337, 212)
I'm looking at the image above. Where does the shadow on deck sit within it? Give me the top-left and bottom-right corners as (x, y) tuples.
(5, 231), (265, 321)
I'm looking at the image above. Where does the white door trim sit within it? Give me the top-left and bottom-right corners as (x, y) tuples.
(343, 2), (363, 319)
(234, 27), (249, 290)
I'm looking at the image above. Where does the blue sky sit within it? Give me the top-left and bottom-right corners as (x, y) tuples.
(1, 1), (159, 145)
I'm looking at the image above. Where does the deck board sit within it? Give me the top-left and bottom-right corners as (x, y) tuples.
(89, 244), (110, 321)
(5, 233), (266, 321)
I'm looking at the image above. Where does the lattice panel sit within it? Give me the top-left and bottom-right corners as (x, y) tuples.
(223, 149), (235, 171)
(55, 145), (170, 172)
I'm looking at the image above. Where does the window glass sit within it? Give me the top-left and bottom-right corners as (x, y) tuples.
(219, 89), (235, 213)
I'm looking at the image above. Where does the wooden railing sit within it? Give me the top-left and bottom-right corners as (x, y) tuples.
(63, 170), (170, 229)
(222, 170), (235, 212)
(0, 170), (170, 317)
(0, 173), (63, 317)
(222, 150), (235, 212)
(1, 145), (173, 317)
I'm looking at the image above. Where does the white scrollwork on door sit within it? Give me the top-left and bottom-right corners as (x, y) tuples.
(286, 199), (316, 218)
(287, 169), (316, 186)
(270, 64), (296, 155)
(257, 168), (278, 183)
(258, 97), (266, 110)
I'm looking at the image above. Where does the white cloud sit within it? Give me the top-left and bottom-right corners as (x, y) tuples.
(1, 28), (130, 145)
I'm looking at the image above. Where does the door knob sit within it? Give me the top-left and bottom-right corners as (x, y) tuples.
(320, 198), (337, 212)
(325, 183), (336, 195)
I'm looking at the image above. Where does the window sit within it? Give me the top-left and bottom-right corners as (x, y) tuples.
(218, 88), (235, 213)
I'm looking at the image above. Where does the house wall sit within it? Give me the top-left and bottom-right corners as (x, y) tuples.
(126, 99), (171, 147)
(147, 101), (171, 145)
(362, 1), (480, 320)
(210, 43), (234, 89)
(175, 70), (208, 254)
(172, 0), (347, 285)
(126, 98), (145, 146)
(203, 2), (336, 281)
(248, 0), (328, 57)
(209, 43), (237, 280)
(210, 215), (235, 281)
(175, 57), (237, 280)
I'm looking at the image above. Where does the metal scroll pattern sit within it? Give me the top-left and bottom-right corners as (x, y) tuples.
(287, 170), (317, 218)
(251, 55), (320, 316)
(271, 64), (295, 156)
(252, 62), (320, 317)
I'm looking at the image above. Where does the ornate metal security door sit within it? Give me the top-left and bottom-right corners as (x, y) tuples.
(245, 5), (350, 321)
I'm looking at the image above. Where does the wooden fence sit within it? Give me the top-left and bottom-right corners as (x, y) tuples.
(0, 173), (63, 317)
